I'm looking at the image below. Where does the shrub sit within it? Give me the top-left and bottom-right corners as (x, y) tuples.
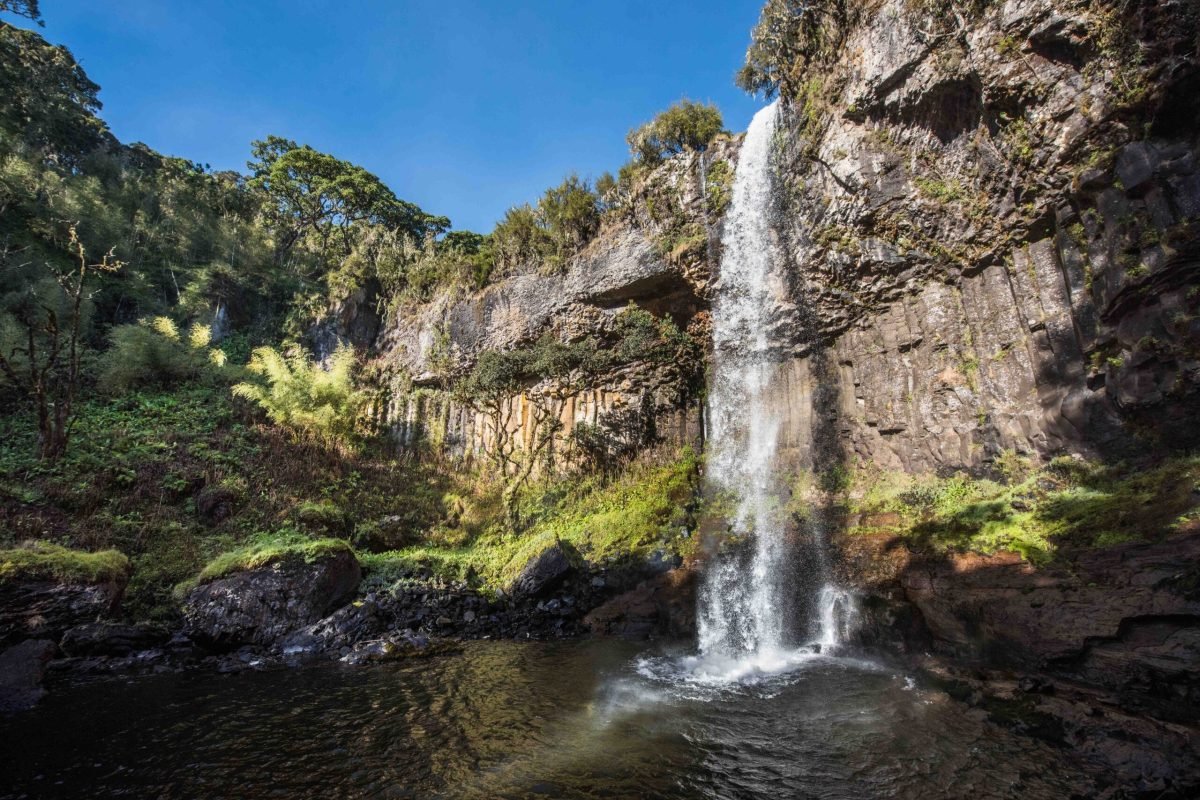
(736, 0), (852, 98)
(627, 100), (725, 164)
(232, 343), (364, 449)
(98, 316), (230, 394)
(490, 175), (602, 274)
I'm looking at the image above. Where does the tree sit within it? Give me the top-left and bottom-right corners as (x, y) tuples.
(0, 23), (110, 164)
(0, 227), (122, 460)
(246, 136), (449, 269)
(626, 100), (725, 164)
(0, 1), (41, 24)
(735, 0), (850, 98)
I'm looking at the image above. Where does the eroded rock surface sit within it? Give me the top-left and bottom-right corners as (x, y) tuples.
(0, 578), (127, 649)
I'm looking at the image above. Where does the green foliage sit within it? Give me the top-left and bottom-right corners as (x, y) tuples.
(0, 2), (40, 23)
(98, 316), (232, 394)
(851, 456), (1200, 564)
(705, 158), (734, 216)
(361, 448), (699, 590)
(233, 344), (364, 449)
(247, 135), (449, 270)
(0, 540), (128, 584)
(183, 532), (353, 590)
(490, 174), (601, 274)
(627, 100), (725, 165)
(0, 21), (106, 164)
(458, 306), (699, 404)
(296, 499), (349, 535)
(737, 0), (851, 98)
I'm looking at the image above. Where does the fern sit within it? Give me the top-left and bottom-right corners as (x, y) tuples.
(233, 344), (363, 449)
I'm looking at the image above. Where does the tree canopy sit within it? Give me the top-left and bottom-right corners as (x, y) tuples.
(247, 136), (449, 269)
(626, 100), (725, 164)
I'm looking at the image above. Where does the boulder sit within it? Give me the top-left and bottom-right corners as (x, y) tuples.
(182, 548), (361, 650)
(510, 541), (574, 598)
(60, 622), (168, 657)
(0, 579), (127, 649)
(0, 639), (56, 712)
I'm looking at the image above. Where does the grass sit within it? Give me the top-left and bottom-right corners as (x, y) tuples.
(848, 454), (1200, 564)
(359, 447), (699, 592)
(0, 541), (130, 585)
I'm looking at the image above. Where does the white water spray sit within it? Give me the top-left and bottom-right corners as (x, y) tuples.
(695, 101), (854, 675)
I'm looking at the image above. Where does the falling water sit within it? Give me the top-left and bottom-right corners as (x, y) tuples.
(696, 101), (853, 674)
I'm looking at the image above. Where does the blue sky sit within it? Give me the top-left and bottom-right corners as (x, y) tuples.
(11, 1), (767, 232)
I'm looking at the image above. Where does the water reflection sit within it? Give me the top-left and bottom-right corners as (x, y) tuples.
(0, 640), (1096, 799)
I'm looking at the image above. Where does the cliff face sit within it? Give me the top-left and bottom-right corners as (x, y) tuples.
(766, 0), (1200, 473)
(369, 1), (1198, 476)
(370, 138), (740, 459)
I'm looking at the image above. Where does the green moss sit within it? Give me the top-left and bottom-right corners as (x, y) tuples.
(180, 533), (354, 593)
(914, 176), (966, 203)
(361, 448), (699, 592)
(0, 542), (130, 585)
(849, 456), (1200, 565)
(704, 158), (733, 216)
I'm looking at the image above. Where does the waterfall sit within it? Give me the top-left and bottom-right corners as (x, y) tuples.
(696, 101), (854, 672)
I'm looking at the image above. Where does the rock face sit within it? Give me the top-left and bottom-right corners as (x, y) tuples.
(761, 0), (1200, 473)
(0, 639), (56, 712)
(181, 550), (362, 650)
(836, 530), (1200, 795)
(0, 578), (127, 649)
(584, 565), (698, 639)
(59, 622), (169, 658)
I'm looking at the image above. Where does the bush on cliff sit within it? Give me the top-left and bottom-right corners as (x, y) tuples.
(626, 99), (725, 164)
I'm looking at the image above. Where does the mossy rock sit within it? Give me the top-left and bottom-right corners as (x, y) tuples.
(0, 542), (130, 586)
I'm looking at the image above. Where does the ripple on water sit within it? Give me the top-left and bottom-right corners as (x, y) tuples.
(0, 640), (1099, 800)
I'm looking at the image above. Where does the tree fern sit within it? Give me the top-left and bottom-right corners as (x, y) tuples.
(233, 343), (363, 449)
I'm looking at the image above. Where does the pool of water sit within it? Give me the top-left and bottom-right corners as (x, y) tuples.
(0, 640), (1097, 799)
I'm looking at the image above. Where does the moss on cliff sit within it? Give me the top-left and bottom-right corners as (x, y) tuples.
(182, 534), (354, 591)
(847, 455), (1200, 564)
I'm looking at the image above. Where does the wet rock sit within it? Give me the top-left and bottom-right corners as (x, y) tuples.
(278, 599), (385, 659)
(0, 578), (128, 649)
(60, 622), (168, 657)
(182, 549), (361, 650)
(510, 541), (574, 598)
(584, 565), (698, 639)
(0, 639), (56, 712)
(340, 630), (461, 665)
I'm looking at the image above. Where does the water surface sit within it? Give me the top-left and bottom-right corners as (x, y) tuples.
(0, 640), (1096, 799)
